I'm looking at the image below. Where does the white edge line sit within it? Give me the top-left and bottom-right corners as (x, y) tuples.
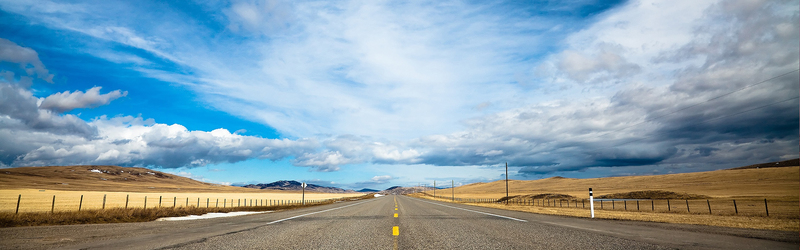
(266, 198), (378, 225)
(415, 198), (527, 222)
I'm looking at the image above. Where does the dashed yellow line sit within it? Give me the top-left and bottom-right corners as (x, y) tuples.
(392, 226), (399, 236)
(394, 213), (398, 218)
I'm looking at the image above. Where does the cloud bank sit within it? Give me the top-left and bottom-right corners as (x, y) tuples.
(0, 0), (796, 182)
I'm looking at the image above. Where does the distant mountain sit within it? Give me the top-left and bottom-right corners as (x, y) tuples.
(379, 186), (434, 195)
(244, 180), (356, 193)
(357, 188), (380, 193)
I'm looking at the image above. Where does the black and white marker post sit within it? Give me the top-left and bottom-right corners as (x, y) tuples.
(589, 188), (595, 218)
(302, 182), (307, 205)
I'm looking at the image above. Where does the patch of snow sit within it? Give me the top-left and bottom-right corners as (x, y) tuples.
(374, 194), (384, 197)
(156, 211), (271, 221)
(90, 169), (102, 173)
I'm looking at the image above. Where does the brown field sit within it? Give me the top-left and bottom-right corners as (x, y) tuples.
(0, 165), (310, 193)
(0, 189), (364, 213)
(430, 166), (799, 199)
(0, 165), (365, 213)
(0, 193), (377, 227)
(412, 194), (798, 231)
(415, 166), (799, 231)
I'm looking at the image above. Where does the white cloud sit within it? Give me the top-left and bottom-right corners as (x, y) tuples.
(40, 86), (127, 113)
(0, 38), (54, 83)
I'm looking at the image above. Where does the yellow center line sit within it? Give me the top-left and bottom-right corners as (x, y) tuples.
(392, 226), (399, 236)
(394, 213), (398, 218)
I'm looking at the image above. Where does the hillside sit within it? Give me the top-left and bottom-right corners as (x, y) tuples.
(0, 165), (282, 193)
(432, 165), (799, 199)
(243, 181), (356, 193)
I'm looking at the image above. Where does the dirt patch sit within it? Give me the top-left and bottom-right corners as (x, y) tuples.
(597, 190), (709, 199)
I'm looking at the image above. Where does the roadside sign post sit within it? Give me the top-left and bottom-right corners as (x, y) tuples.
(589, 188), (594, 218)
(302, 182), (307, 205)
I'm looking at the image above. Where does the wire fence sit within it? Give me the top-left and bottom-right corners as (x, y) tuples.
(421, 192), (798, 219)
(0, 192), (359, 214)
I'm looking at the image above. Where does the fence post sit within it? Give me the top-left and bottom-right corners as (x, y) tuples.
(159, 196), (162, 207)
(186, 197), (188, 207)
(174, 197), (177, 208)
(224, 199), (227, 208)
(667, 199), (670, 211)
(685, 200), (690, 213)
(197, 198), (200, 207)
(589, 188), (594, 218)
(733, 199), (738, 215)
(207, 198), (209, 208)
(144, 196), (147, 209)
(764, 199), (769, 216)
(612, 200), (615, 210)
(126, 194), (129, 209)
(636, 200), (639, 211)
(216, 199), (219, 208)
(15, 194), (20, 214)
(624, 200), (627, 210)
(600, 200), (603, 209)
(651, 200), (654, 211)
(51, 195), (56, 213)
(103, 194), (107, 209)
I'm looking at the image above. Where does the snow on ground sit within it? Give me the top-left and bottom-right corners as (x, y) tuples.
(90, 169), (102, 173)
(156, 211), (272, 221)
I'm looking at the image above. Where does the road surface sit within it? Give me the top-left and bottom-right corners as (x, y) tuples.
(0, 195), (796, 249)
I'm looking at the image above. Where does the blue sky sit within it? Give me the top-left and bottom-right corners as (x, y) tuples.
(0, 0), (797, 190)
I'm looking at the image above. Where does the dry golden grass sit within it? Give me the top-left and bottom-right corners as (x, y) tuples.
(412, 166), (800, 231)
(0, 193), (376, 227)
(412, 194), (799, 231)
(0, 189), (364, 213)
(0, 165), (315, 193)
(431, 166), (799, 199)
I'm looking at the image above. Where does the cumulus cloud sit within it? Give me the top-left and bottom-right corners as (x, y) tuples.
(40, 86), (128, 113)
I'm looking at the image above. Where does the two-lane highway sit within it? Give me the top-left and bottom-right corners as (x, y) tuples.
(0, 195), (796, 249)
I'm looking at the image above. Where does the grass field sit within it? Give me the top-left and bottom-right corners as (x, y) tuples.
(0, 193), (376, 227)
(412, 194), (798, 231)
(429, 166), (799, 199)
(0, 189), (364, 213)
(413, 166), (799, 231)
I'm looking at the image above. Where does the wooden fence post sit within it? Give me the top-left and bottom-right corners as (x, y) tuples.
(51, 195), (56, 213)
(15, 194), (21, 214)
(216, 199), (219, 208)
(173, 197), (177, 208)
(79, 195), (84, 211)
(733, 199), (738, 215)
(707, 200), (711, 214)
(207, 198), (209, 208)
(186, 197), (188, 207)
(667, 199), (670, 211)
(159, 196), (162, 207)
(651, 200), (654, 211)
(636, 200), (639, 211)
(764, 199), (769, 216)
(102, 194), (107, 209)
(224, 199), (227, 208)
(685, 200), (690, 213)
(144, 196), (147, 209)
(125, 194), (129, 209)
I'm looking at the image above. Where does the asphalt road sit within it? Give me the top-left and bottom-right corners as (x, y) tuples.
(0, 195), (796, 249)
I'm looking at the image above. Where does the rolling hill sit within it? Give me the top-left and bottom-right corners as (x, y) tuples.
(432, 160), (799, 199)
(243, 181), (356, 193)
(0, 165), (288, 193)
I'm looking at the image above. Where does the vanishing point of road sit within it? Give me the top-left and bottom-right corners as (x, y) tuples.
(1, 195), (796, 249)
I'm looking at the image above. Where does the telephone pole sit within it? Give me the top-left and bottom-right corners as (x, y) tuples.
(434, 180), (436, 198)
(505, 162), (509, 205)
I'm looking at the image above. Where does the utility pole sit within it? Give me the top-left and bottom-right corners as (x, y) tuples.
(451, 180), (454, 201)
(301, 182), (307, 205)
(505, 162), (509, 205)
(434, 180), (436, 198)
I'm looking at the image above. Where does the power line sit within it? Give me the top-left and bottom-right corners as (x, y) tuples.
(613, 95), (799, 147)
